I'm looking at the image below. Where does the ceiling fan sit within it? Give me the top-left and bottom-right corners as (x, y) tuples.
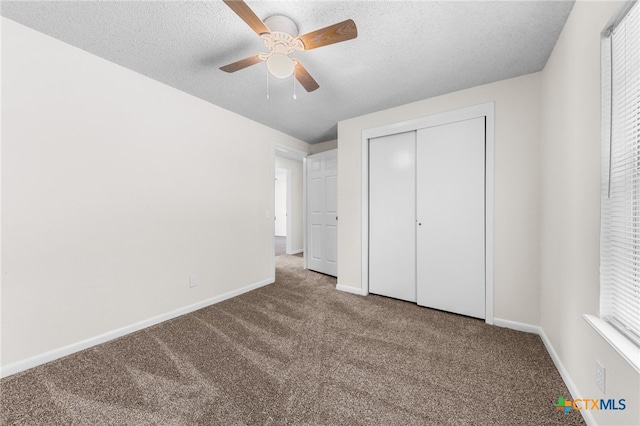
(220, 0), (358, 92)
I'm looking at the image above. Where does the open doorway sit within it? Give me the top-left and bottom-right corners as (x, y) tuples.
(273, 145), (306, 264)
(274, 167), (288, 256)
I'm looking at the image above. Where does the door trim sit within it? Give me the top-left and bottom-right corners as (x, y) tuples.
(360, 102), (495, 325)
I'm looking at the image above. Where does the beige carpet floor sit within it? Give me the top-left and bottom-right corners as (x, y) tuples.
(1, 254), (584, 425)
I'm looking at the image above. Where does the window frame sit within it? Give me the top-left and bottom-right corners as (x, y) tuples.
(585, 0), (640, 374)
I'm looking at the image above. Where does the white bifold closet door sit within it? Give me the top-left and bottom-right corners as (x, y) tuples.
(369, 131), (417, 302)
(416, 117), (485, 319)
(368, 117), (485, 319)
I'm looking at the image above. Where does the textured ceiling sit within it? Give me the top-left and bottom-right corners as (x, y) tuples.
(1, 1), (575, 144)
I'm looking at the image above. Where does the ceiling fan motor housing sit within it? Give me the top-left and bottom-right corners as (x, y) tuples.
(264, 15), (298, 37)
(262, 15), (304, 54)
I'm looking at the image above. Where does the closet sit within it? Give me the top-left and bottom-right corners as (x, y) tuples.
(368, 115), (487, 319)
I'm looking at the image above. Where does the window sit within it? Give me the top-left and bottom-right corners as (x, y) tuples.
(599, 0), (640, 351)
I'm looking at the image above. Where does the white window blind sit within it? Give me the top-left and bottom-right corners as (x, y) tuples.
(601, 0), (640, 347)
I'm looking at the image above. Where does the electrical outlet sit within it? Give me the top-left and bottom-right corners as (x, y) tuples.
(596, 361), (606, 394)
(189, 275), (197, 288)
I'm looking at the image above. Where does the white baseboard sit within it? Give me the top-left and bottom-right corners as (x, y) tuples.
(538, 328), (596, 426)
(286, 249), (303, 255)
(492, 318), (594, 425)
(0, 277), (275, 379)
(336, 284), (367, 296)
(493, 318), (541, 334)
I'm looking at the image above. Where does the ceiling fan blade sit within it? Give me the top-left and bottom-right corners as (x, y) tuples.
(294, 61), (319, 92)
(222, 0), (270, 35)
(220, 54), (264, 73)
(298, 19), (357, 51)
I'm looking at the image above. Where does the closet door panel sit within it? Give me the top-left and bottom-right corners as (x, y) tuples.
(416, 118), (485, 318)
(369, 131), (416, 302)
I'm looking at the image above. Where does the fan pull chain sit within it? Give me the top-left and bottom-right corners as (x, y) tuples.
(266, 66), (270, 100)
(293, 74), (297, 100)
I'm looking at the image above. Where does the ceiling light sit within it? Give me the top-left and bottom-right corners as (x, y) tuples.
(266, 53), (295, 79)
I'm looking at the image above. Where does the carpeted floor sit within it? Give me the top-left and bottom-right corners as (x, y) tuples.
(1, 255), (584, 425)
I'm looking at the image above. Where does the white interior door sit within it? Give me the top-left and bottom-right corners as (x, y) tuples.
(306, 150), (337, 276)
(369, 131), (416, 302)
(416, 117), (485, 319)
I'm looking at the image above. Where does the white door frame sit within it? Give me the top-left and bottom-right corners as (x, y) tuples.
(274, 166), (291, 244)
(303, 156), (307, 269)
(284, 168), (292, 253)
(360, 102), (495, 325)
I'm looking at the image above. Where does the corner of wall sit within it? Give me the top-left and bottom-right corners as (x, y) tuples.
(539, 1), (640, 424)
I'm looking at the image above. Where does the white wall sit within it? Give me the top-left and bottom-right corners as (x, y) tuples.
(274, 156), (304, 253)
(337, 73), (542, 325)
(540, 1), (639, 424)
(1, 18), (310, 370)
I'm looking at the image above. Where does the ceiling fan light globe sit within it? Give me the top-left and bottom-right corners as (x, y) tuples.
(267, 53), (295, 79)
